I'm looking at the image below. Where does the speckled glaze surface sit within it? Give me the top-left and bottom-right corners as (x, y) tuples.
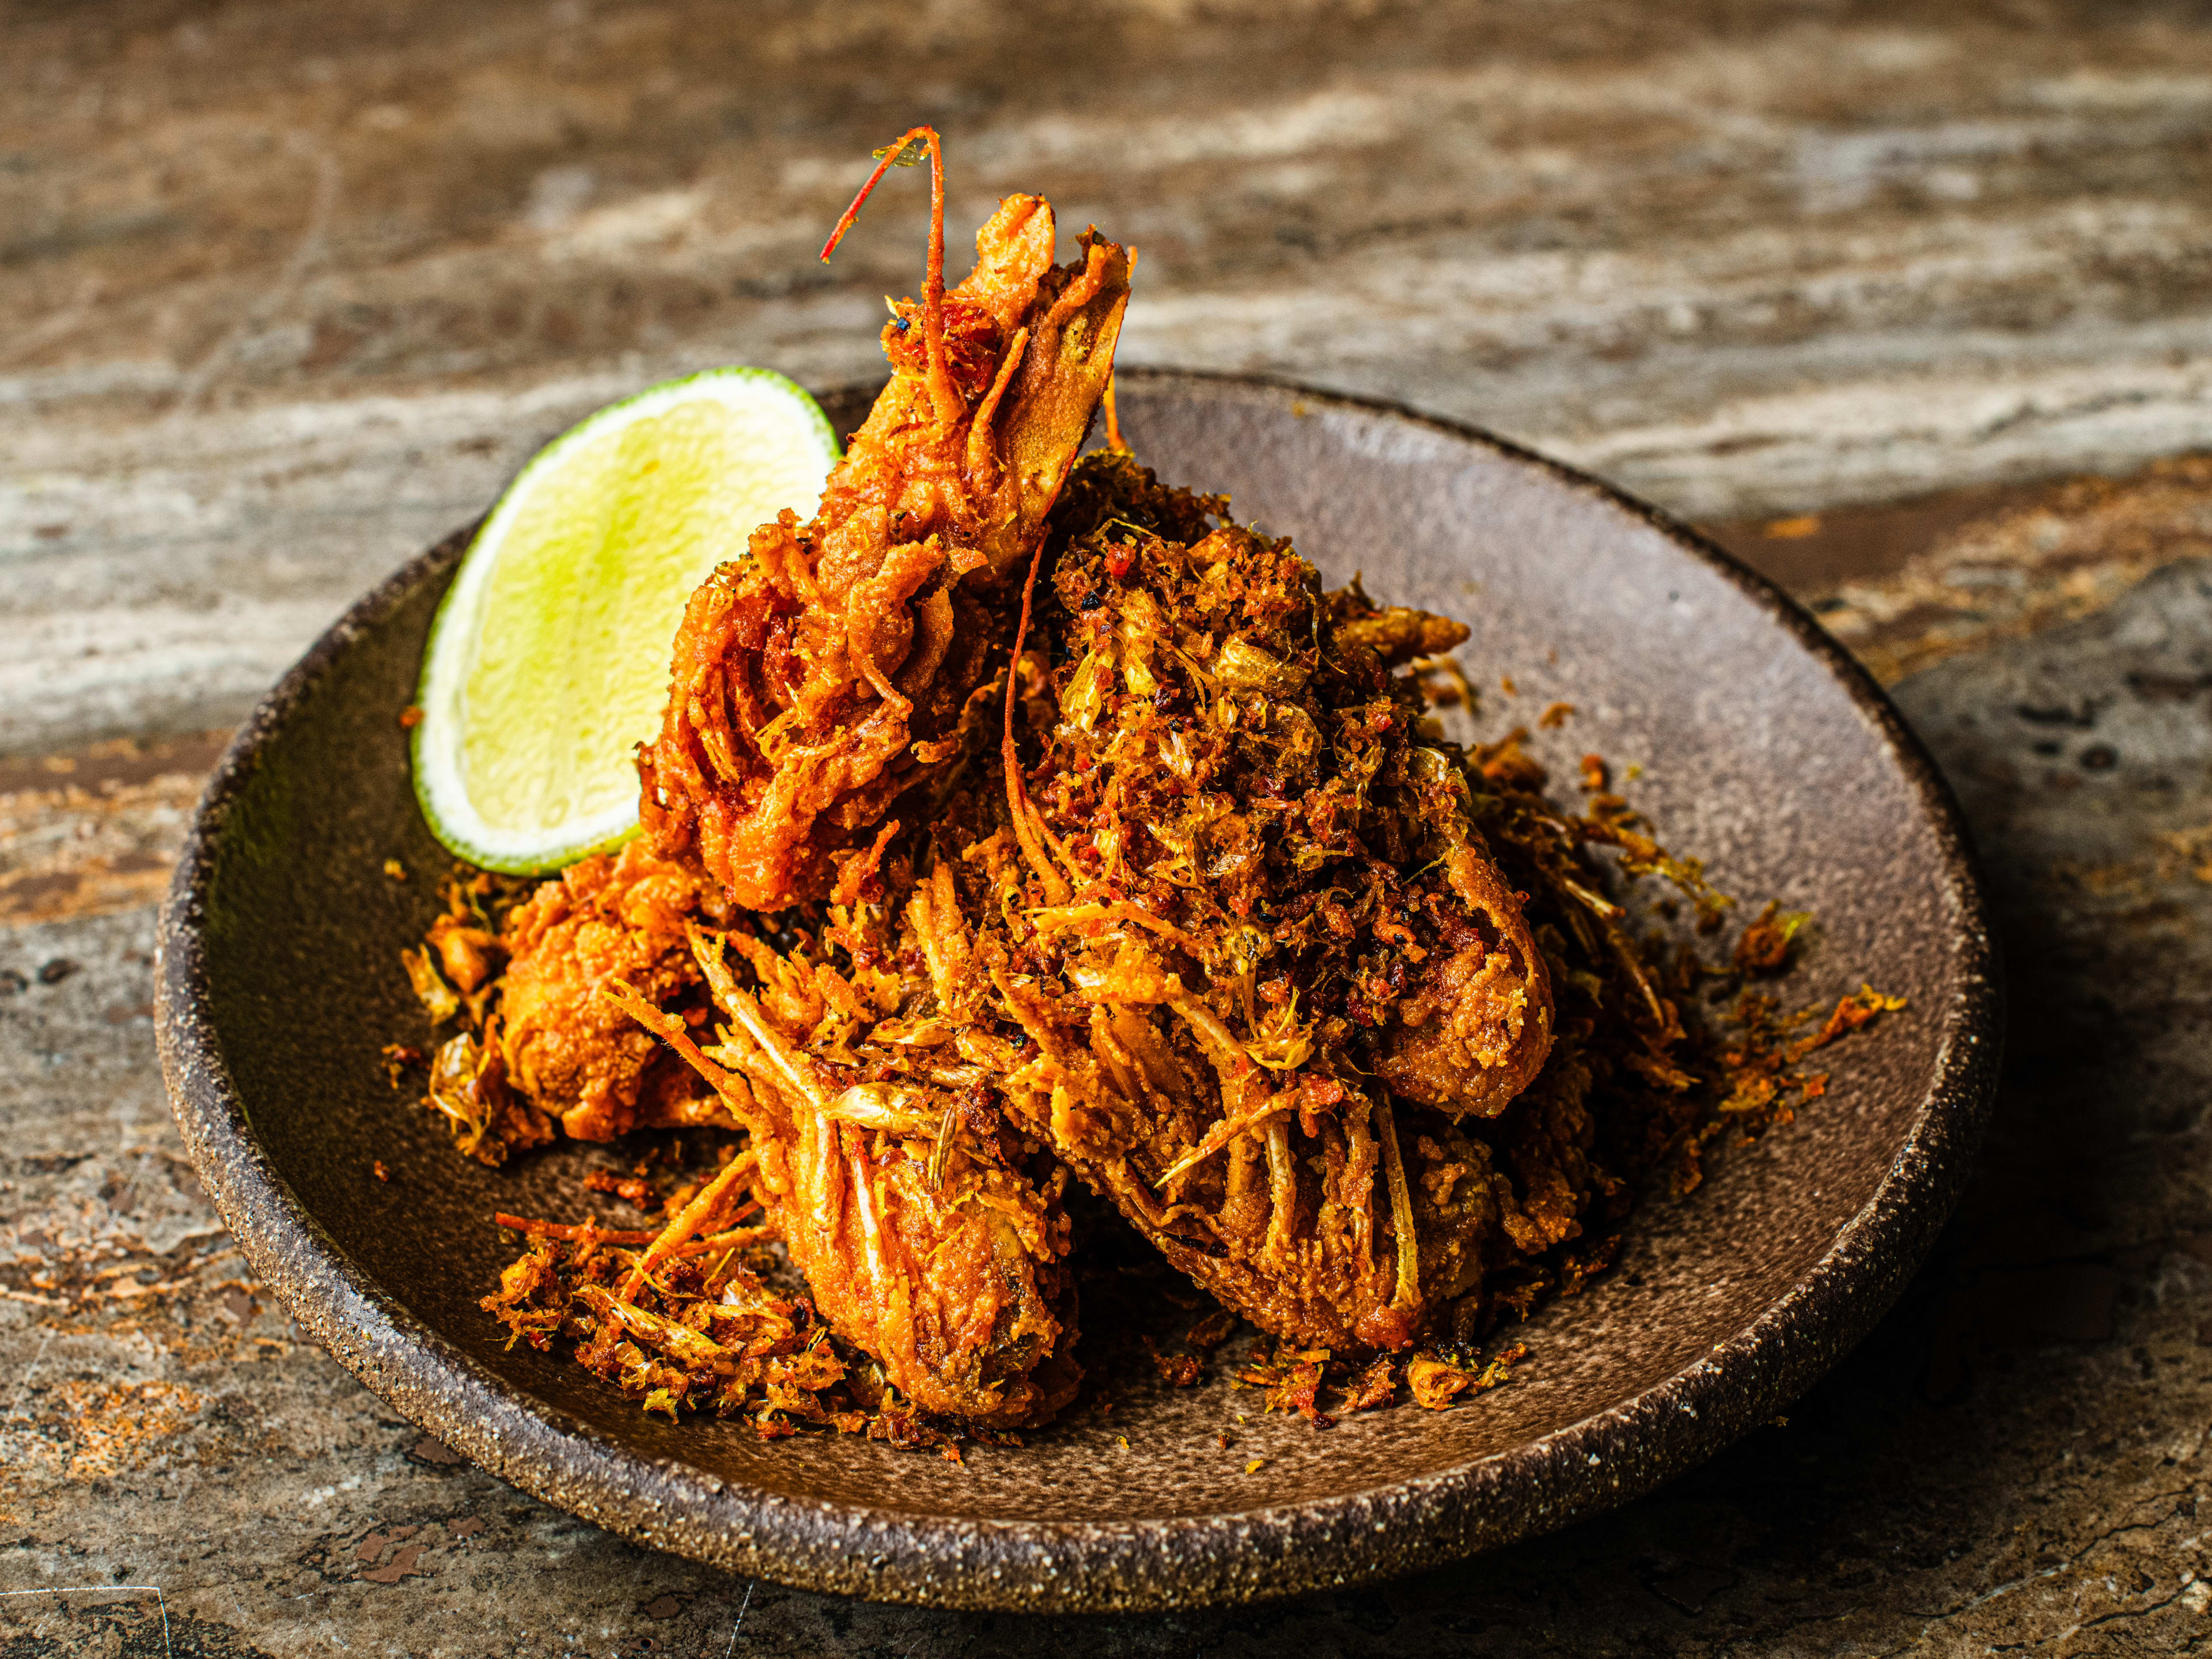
(154, 371), (2001, 1612)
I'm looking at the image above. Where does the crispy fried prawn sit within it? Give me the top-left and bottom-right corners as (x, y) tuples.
(602, 916), (1080, 1427)
(928, 453), (1562, 1347)
(639, 127), (1132, 912)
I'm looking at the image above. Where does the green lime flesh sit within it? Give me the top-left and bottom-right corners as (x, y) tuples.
(413, 369), (837, 873)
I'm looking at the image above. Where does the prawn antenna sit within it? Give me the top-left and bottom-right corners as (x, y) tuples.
(1001, 537), (1074, 908)
(821, 126), (961, 427)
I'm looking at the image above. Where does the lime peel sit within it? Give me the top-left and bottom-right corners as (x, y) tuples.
(412, 367), (838, 874)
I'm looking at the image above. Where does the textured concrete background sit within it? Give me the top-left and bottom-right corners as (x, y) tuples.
(5, 1), (2212, 1652)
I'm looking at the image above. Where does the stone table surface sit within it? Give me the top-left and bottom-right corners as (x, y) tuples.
(6, 1), (2212, 1653)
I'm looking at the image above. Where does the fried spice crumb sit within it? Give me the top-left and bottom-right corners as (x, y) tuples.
(1733, 899), (1812, 975)
(583, 1164), (660, 1211)
(380, 1043), (425, 1090)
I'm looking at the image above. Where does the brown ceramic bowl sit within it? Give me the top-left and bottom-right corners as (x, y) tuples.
(156, 370), (1999, 1612)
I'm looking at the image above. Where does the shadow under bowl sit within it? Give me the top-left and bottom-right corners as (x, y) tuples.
(156, 369), (2001, 1612)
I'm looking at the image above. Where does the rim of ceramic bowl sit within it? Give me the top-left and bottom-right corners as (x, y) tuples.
(155, 368), (2002, 1612)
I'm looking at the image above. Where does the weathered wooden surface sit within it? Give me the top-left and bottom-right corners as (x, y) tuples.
(9, 0), (2212, 757)
(7, 1), (2212, 1652)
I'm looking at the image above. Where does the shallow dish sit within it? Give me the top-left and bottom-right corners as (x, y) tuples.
(156, 370), (1999, 1612)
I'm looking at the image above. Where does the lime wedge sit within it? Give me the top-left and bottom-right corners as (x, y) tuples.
(411, 367), (837, 873)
